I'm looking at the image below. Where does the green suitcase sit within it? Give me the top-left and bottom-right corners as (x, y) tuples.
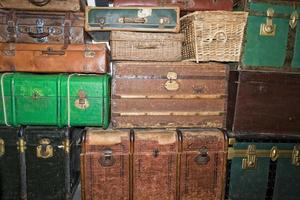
(226, 135), (300, 200)
(85, 7), (180, 32)
(241, 0), (300, 70)
(0, 73), (110, 128)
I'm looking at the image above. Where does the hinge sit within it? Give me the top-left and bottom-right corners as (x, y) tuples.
(260, 8), (276, 36)
(292, 146), (300, 166)
(242, 144), (257, 169)
(17, 138), (27, 153)
(0, 138), (4, 157)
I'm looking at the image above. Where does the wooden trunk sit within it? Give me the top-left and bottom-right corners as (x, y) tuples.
(112, 62), (229, 128)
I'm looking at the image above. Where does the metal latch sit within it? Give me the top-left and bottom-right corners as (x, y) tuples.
(37, 138), (53, 159)
(99, 148), (115, 167)
(75, 90), (90, 109)
(242, 144), (257, 169)
(164, 72), (180, 91)
(62, 138), (70, 154)
(292, 146), (300, 166)
(195, 147), (210, 165)
(270, 146), (279, 162)
(17, 138), (27, 153)
(159, 17), (170, 29)
(0, 138), (4, 157)
(260, 8), (276, 36)
(290, 11), (299, 29)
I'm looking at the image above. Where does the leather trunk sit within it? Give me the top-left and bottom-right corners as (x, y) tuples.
(179, 129), (227, 200)
(233, 70), (300, 135)
(0, 0), (80, 12)
(0, 43), (109, 73)
(112, 62), (229, 128)
(226, 134), (300, 200)
(0, 10), (84, 44)
(133, 130), (177, 200)
(81, 129), (130, 200)
(113, 0), (233, 11)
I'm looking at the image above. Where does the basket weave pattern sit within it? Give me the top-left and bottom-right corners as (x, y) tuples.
(111, 31), (183, 61)
(181, 11), (248, 62)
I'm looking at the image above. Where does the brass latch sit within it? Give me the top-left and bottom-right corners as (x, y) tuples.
(75, 90), (89, 110)
(242, 144), (257, 169)
(292, 146), (300, 166)
(164, 72), (180, 91)
(195, 147), (210, 165)
(99, 148), (115, 167)
(270, 146), (279, 162)
(260, 8), (276, 36)
(290, 11), (299, 29)
(37, 138), (53, 159)
(0, 138), (4, 157)
(62, 138), (70, 154)
(17, 138), (26, 153)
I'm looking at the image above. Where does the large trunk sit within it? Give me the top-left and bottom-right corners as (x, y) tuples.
(241, 0), (300, 70)
(0, 73), (110, 128)
(233, 70), (300, 135)
(85, 7), (180, 32)
(0, 0), (80, 12)
(81, 129), (130, 200)
(0, 43), (109, 74)
(0, 10), (84, 44)
(113, 0), (233, 11)
(112, 62), (229, 128)
(226, 135), (300, 200)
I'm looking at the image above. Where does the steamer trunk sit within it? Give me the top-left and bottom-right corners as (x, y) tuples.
(112, 62), (229, 128)
(81, 129), (130, 200)
(0, 43), (109, 74)
(226, 135), (300, 200)
(233, 70), (300, 135)
(113, 0), (233, 12)
(0, 10), (84, 44)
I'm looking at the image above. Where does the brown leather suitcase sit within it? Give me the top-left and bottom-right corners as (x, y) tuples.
(0, 10), (84, 44)
(0, 0), (80, 12)
(81, 128), (227, 200)
(233, 70), (300, 135)
(112, 62), (229, 128)
(0, 43), (109, 73)
(113, 0), (233, 11)
(80, 129), (130, 200)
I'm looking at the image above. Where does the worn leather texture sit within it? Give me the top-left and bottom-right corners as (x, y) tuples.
(0, 0), (80, 11)
(0, 43), (109, 73)
(113, 0), (233, 11)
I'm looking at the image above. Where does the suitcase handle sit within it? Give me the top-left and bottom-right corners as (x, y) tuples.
(28, 31), (49, 39)
(135, 44), (158, 49)
(28, 0), (51, 6)
(42, 47), (66, 56)
(118, 17), (147, 24)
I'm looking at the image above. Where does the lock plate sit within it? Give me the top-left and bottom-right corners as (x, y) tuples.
(0, 138), (4, 157)
(75, 90), (89, 109)
(260, 8), (276, 36)
(37, 138), (53, 159)
(242, 145), (257, 169)
(164, 72), (179, 91)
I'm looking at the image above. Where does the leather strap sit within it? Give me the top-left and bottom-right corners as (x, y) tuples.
(63, 12), (72, 50)
(283, 24), (297, 70)
(6, 11), (16, 43)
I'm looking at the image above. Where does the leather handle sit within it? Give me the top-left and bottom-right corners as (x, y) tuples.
(135, 44), (158, 49)
(28, 32), (49, 39)
(118, 17), (146, 24)
(28, 0), (51, 6)
(42, 47), (65, 56)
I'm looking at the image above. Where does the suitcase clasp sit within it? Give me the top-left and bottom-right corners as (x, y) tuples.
(37, 138), (53, 159)
(260, 8), (276, 36)
(0, 138), (4, 157)
(195, 147), (210, 165)
(292, 146), (300, 166)
(75, 90), (90, 110)
(290, 11), (298, 29)
(164, 72), (180, 91)
(99, 148), (115, 167)
(242, 145), (257, 169)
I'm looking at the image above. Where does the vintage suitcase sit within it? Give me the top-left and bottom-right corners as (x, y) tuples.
(179, 129), (227, 200)
(0, 126), (21, 200)
(0, 0), (80, 12)
(241, 0), (300, 70)
(133, 130), (177, 200)
(0, 73), (111, 128)
(110, 31), (182, 61)
(85, 7), (180, 32)
(0, 43), (109, 73)
(112, 62), (229, 128)
(113, 0), (233, 11)
(81, 128), (227, 200)
(0, 10), (84, 44)
(233, 70), (300, 135)
(180, 11), (248, 62)
(226, 134), (300, 200)
(81, 129), (131, 200)
(0, 126), (83, 200)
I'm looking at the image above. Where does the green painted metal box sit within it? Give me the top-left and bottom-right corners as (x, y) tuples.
(0, 73), (110, 128)
(241, 0), (300, 70)
(85, 7), (180, 32)
(226, 135), (300, 200)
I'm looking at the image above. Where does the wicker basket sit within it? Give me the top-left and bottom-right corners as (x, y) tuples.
(111, 31), (183, 61)
(180, 11), (248, 63)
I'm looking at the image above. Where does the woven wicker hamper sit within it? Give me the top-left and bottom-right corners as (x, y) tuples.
(180, 11), (248, 63)
(111, 31), (183, 61)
